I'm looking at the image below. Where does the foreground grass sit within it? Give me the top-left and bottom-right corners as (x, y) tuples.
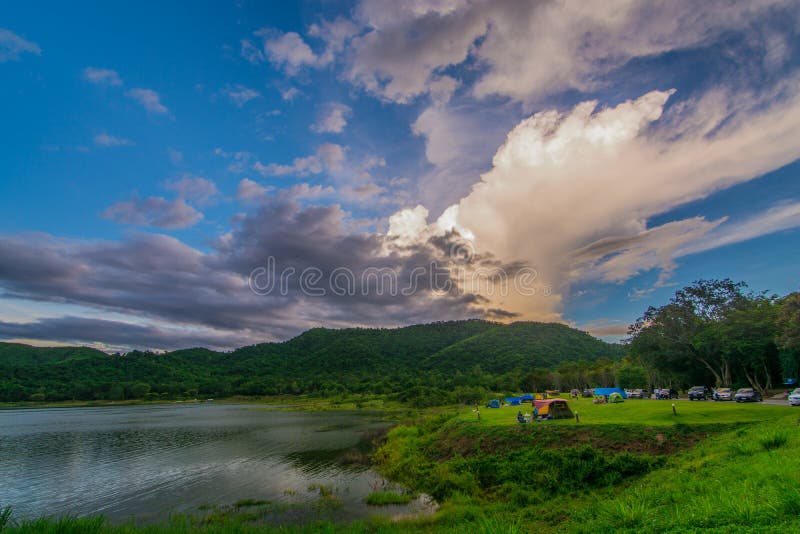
(3, 401), (798, 533)
(563, 419), (800, 532)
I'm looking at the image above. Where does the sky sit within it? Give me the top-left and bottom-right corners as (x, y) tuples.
(1, 0), (800, 351)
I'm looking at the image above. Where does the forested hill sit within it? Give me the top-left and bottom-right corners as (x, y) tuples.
(0, 320), (624, 404)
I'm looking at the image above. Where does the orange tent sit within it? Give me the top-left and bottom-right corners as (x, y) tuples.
(532, 399), (573, 420)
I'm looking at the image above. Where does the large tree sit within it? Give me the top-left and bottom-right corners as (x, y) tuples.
(627, 279), (749, 387)
(777, 292), (800, 380)
(717, 295), (781, 394)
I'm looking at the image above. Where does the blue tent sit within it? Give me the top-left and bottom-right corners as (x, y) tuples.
(520, 394), (534, 401)
(488, 399), (501, 408)
(593, 387), (628, 399)
(504, 397), (522, 405)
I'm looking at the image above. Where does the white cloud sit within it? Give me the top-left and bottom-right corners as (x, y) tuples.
(346, 1), (486, 103)
(678, 202), (800, 257)
(240, 39), (265, 64)
(167, 148), (184, 165)
(311, 102), (352, 133)
(261, 31), (320, 74)
(83, 67), (122, 86)
(126, 88), (169, 114)
(410, 102), (515, 212)
(570, 216), (727, 285)
(252, 18), (357, 75)
(0, 28), (40, 62)
(102, 197), (203, 229)
(221, 84), (261, 107)
(307, 17), (359, 65)
(344, 0), (796, 104)
(388, 205), (430, 246)
(236, 178), (268, 201)
(214, 147), (255, 174)
(93, 133), (133, 147)
(253, 143), (346, 177)
(280, 87), (300, 101)
(164, 176), (219, 206)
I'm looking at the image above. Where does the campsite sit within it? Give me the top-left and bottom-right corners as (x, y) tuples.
(467, 392), (792, 426)
(375, 392), (800, 532)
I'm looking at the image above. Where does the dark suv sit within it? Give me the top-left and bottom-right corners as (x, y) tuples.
(688, 386), (709, 400)
(734, 388), (763, 402)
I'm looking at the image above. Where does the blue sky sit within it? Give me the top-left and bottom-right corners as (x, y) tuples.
(1, 0), (799, 350)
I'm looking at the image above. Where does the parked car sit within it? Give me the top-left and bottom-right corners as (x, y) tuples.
(735, 388), (762, 402)
(627, 389), (646, 399)
(688, 386), (709, 400)
(655, 388), (679, 400)
(713, 388), (734, 401)
(788, 388), (800, 406)
(582, 388), (594, 398)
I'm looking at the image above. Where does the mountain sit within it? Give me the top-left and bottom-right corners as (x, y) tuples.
(0, 320), (624, 403)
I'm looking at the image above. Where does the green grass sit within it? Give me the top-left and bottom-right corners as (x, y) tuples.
(365, 491), (414, 506)
(562, 417), (800, 532)
(465, 397), (788, 426)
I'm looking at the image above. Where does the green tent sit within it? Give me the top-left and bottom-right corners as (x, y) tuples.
(608, 392), (625, 403)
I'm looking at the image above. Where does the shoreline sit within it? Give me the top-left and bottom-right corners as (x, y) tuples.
(0, 394), (412, 412)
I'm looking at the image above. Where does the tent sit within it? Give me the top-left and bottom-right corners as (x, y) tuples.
(520, 393), (534, 401)
(608, 392), (625, 403)
(593, 387), (628, 399)
(488, 399), (501, 408)
(533, 399), (574, 420)
(504, 397), (522, 405)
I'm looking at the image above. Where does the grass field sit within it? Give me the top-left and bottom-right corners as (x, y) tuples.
(462, 397), (794, 426)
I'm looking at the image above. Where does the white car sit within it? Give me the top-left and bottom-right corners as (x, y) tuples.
(713, 388), (734, 401)
(789, 388), (800, 406)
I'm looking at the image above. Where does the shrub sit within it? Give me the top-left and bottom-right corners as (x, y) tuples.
(365, 491), (414, 506)
(728, 441), (755, 457)
(0, 505), (12, 532)
(760, 431), (789, 451)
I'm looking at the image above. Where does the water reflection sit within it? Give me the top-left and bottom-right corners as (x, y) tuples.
(0, 403), (420, 523)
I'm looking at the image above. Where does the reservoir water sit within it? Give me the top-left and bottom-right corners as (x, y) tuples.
(0, 403), (421, 524)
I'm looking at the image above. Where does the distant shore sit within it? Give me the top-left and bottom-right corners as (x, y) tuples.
(0, 394), (414, 414)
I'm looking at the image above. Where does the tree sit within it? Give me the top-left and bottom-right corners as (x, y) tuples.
(520, 368), (554, 392)
(616, 362), (648, 389)
(717, 296), (780, 394)
(129, 382), (151, 399)
(108, 383), (125, 401)
(777, 292), (800, 380)
(628, 279), (749, 387)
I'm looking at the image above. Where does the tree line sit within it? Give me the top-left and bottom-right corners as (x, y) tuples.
(625, 279), (800, 394)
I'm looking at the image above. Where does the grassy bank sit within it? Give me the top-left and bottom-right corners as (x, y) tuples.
(369, 400), (800, 532)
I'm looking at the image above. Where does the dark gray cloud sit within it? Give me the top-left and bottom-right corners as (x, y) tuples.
(0, 316), (244, 352)
(0, 199), (522, 350)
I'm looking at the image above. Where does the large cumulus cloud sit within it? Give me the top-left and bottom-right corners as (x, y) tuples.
(401, 79), (800, 321)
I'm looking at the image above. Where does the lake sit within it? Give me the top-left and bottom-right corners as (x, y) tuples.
(0, 403), (426, 524)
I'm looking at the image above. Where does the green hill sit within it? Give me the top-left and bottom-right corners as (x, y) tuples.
(422, 322), (623, 374)
(0, 320), (624, 403)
